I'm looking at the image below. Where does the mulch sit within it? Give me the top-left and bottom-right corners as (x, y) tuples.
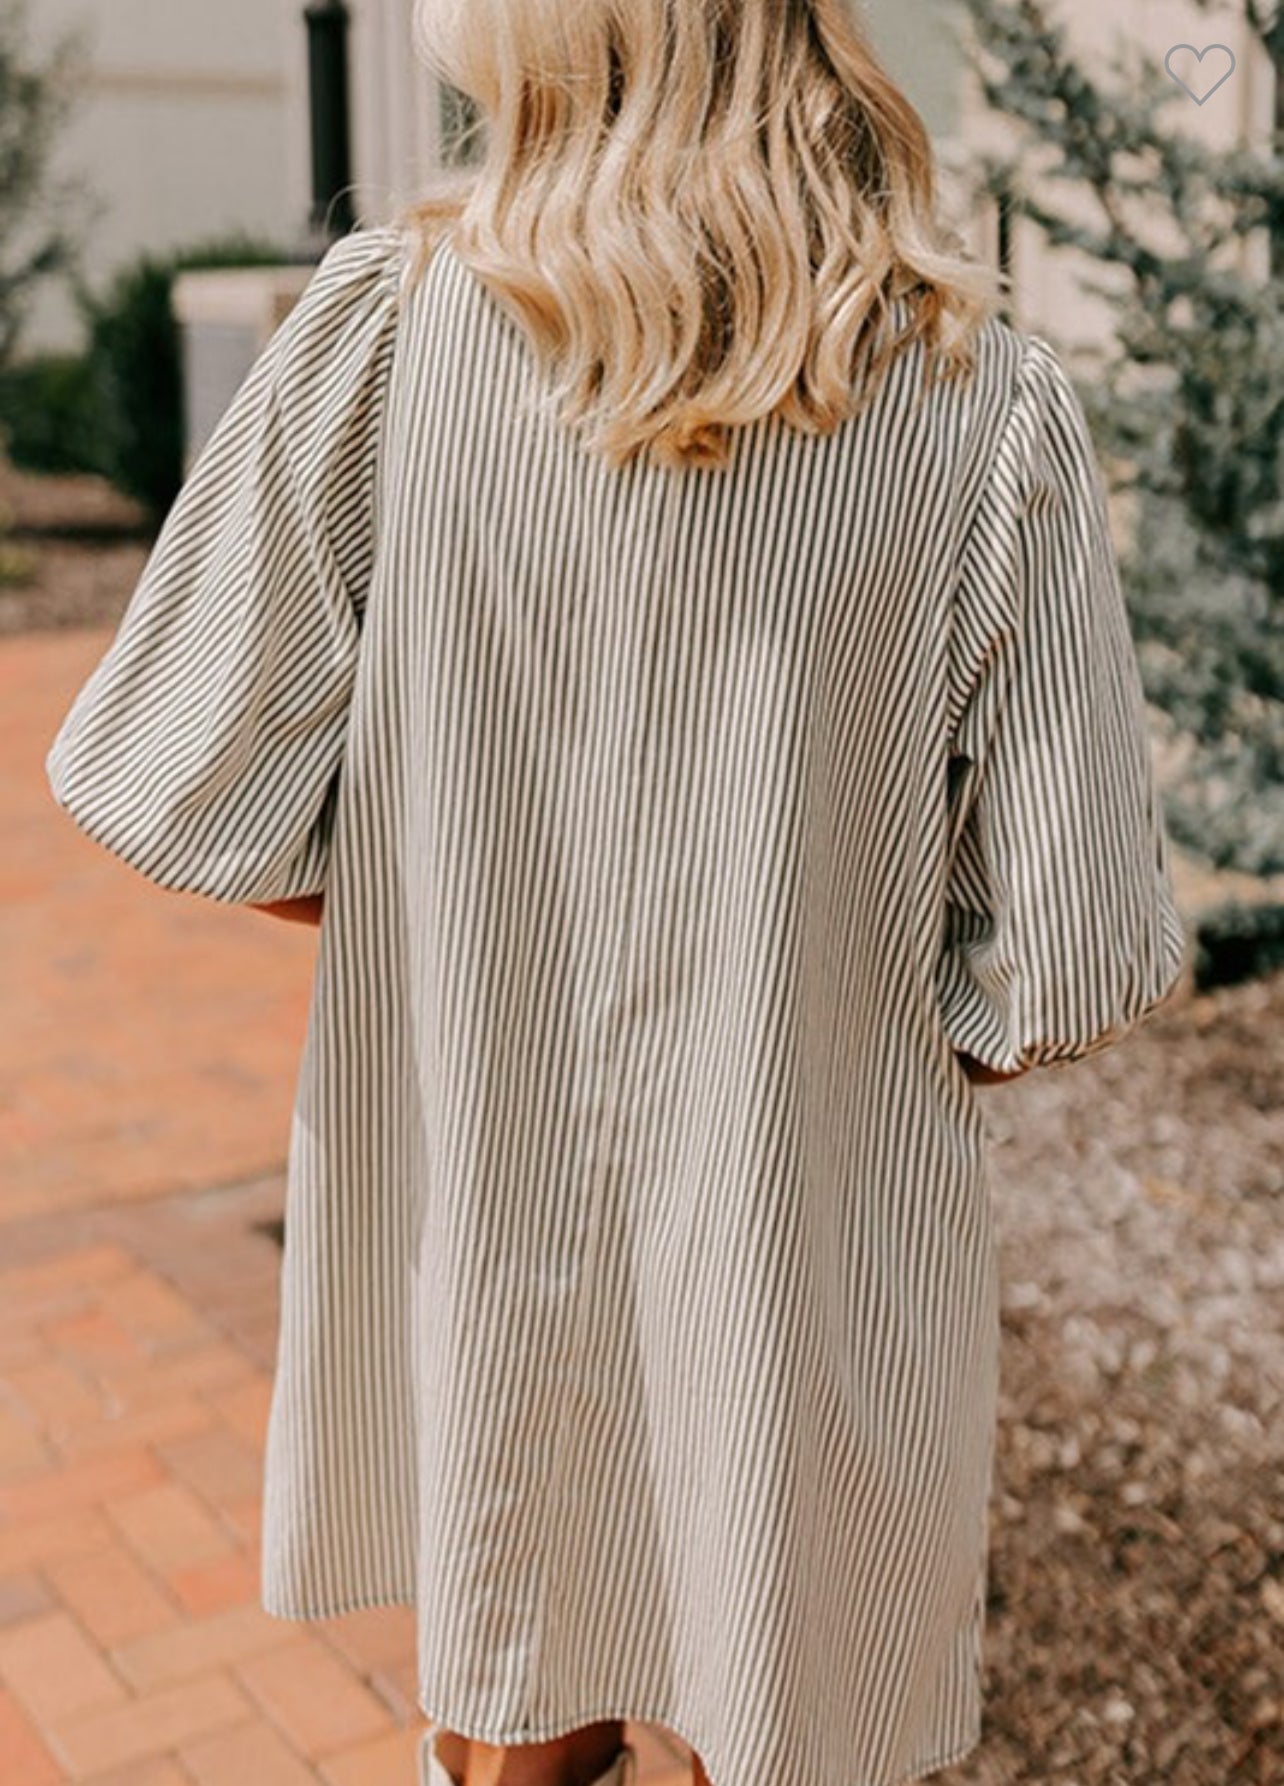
(960, 967), (1284, 1784)
(0, 456), (152, 636)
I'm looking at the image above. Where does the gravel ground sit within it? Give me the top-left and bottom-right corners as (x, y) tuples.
(7, 458), (1282, 1785)
(947, 971), (1284, 1786)
(0, 458), (151, 636)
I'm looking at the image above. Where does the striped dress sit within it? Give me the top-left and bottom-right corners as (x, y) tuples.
(45, 221), (1188, 1786)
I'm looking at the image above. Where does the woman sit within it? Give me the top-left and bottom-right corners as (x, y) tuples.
(45, 2), (1188, 1785)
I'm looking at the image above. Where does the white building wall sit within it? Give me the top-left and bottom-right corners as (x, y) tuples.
(345, 0), (442, 221)
(951, 0), (1272, 347)
(17, 0), (1275, 359)
(23, 0), (304, 356)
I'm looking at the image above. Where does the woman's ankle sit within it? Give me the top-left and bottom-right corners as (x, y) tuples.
(440, 1723), (627, 1786)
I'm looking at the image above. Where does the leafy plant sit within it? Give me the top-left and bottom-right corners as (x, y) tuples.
(0, 0), (92, 570)
(0, 352), (102, 476)
(69, 234), (296, 520)
(0, 0), (92, 371)
(957, 0), (1284, 875)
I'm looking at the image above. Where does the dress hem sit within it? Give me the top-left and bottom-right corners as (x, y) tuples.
(259, 1582), (984, 1786)
(417, 1708), (984, 1786)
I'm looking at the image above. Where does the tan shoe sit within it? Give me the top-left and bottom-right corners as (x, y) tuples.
(420, 1727), (638, 1786)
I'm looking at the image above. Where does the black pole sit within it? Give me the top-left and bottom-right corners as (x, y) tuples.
(304, 0), (356, 244)
(994, 175), (1016, 320)
(1272, 13), (1284, 283)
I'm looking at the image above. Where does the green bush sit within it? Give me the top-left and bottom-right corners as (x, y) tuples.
(1192, 899), (1284, 991)
(77, 252), (185, 519)
(0, 351), (104, 476)
(68, 231), (299, 521)
(960, 0), (1284, 883)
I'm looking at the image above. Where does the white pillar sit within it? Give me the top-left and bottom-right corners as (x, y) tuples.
(279, 0), (313, 240)
(349, 0), (447, 220)
(280, 0), (447, 233)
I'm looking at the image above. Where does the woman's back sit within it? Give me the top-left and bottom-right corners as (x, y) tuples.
(46, 214), (1185, 1786)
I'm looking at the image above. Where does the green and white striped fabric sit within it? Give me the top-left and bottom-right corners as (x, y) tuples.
(46, 221), (1187, 1786)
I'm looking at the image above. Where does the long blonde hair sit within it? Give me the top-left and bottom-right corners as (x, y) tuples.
(397, 0), (1005, 473)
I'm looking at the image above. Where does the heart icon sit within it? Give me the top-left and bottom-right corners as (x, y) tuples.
(1164, 42), (1237, 105)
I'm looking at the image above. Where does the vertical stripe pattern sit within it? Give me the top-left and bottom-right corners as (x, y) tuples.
(45, 222), (1187, 1786)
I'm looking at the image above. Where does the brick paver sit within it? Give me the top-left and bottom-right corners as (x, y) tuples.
(179, 1714), (321, 1786)
(2, 622), (698, 1781)
(4, 629), (322, 1226)
(0, 1685), (63, 1785)
(45, 1546), (179, 1649)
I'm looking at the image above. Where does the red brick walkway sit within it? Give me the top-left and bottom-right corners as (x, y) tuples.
(1, 627), (692, 1786)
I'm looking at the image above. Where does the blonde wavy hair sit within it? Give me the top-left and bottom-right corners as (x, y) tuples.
(397, 0), (1006, 473)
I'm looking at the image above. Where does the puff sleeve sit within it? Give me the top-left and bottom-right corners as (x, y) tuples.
(936, 332), (1188, 1075)
(45, 223), (405, 905)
